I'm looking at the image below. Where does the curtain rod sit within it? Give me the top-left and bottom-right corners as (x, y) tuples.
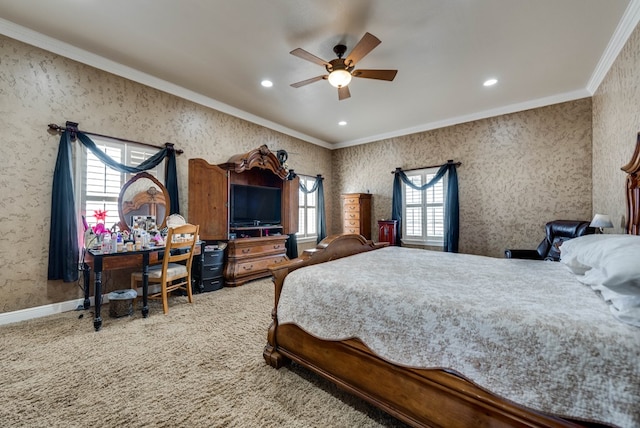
(391, 160), (461, 174)
(295, 172), (324, 179)
(47, 121), (184, 155)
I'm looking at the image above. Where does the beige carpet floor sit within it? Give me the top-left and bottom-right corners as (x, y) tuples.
(0, 279), (410, 427)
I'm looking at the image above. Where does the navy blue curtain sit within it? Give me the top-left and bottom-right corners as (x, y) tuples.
(300, 175), (326, 244)
(164, 147), (179, 214)
(48, 131), (80, 281)
(391, 162), (459, 252)
(392, 172), (403, 245)
(444, 166), (459, 252)
(48, 131), (180, 281)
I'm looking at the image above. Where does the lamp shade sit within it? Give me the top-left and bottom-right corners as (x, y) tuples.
(590, 214), (613, 229)
(327, 69), (352, 88)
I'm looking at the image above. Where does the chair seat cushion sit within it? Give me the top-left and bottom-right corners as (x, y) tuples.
(132, 263), (187, 279)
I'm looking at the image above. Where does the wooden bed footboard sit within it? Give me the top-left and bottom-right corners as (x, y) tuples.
(263, 234), (604, 428)
(265, 234), (386, 368)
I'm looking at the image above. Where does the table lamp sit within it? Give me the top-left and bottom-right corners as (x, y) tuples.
(589, 214), (613, 234)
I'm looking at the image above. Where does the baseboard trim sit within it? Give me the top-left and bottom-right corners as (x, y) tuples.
(0, 284), (162, 326)
(0, 296), (95, 326)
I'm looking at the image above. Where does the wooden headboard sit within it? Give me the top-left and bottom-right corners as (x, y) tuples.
(621, 132), (640, 235)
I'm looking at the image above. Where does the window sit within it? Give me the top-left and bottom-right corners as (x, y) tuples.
(297, 175), (317, 241)
(402, 167), (446, 246)
(75, 136), (164, 232)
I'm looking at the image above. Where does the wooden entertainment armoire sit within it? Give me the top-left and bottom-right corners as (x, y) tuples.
(188, 145), (299, 286)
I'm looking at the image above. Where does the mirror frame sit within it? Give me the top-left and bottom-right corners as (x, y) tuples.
(117, 172), (171, 232)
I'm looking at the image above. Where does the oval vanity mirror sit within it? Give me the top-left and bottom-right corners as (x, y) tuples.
(117, 172), (170, 232)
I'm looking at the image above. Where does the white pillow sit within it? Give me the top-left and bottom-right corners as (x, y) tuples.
(560, 234), (640, 286)
(559, 234), (612, 274)
(609, 304), (640, 328)
(560, 234), (640, 327)
(590, 282), (640, 311)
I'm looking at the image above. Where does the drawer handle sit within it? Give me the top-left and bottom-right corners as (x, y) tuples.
(242, 264), (253, 271)
(273, 244), (281, 249)
(242, 248), (251, 254)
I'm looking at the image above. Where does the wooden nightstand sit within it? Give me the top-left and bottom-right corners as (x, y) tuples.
(378, 220), (398, 245)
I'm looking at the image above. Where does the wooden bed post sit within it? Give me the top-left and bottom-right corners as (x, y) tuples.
(621, 132), (640, 235)
(263, 266), (290, 368)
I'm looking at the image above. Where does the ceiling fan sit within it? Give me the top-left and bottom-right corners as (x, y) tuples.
(290, 32), (398, 101)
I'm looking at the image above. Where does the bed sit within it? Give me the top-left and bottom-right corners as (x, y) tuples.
(264, 142), (640, 428)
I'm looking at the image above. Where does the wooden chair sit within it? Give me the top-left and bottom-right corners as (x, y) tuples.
(131, 223), (199, 314)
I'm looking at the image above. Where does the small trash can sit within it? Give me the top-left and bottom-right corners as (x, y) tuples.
(108, 289), (137, 318)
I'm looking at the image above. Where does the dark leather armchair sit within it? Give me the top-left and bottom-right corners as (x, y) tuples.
(505, 220), (596, 261)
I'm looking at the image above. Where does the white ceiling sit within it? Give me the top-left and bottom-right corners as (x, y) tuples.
(1, 0), (639, 149)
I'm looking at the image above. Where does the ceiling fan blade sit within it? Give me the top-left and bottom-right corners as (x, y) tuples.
(352, 69), (398, 81)
(290, 48), (330, 66)
(345, 32), (381, 67)
(338, 85), (351, 101)
(290, 75), (327, 88)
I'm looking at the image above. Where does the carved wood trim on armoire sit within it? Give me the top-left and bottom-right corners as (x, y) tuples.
(188, 145), (299, 286)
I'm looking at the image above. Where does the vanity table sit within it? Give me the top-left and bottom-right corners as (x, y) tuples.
(82, 244), (200, 331)
(83, 247), (162, 331)
(81, 171), (197, 331)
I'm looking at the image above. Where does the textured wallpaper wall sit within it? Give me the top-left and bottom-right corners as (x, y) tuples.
(2, 16), (638, 315)
(332, 99), (594, 257)
(0, 35), (332, 313)
(592, 21), (640, 234)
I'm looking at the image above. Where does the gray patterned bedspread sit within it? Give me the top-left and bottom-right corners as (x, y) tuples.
(277, 246), (640, 427)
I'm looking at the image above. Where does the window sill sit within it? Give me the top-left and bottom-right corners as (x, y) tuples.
(401, 238), (444, 250)
(296, 236), (318, 244)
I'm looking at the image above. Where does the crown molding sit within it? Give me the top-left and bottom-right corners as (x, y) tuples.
(0, 18), (332, 149)
(586, 0), (640, 94)
(333, 89), (591, 149)
(2, 2), (637, 152)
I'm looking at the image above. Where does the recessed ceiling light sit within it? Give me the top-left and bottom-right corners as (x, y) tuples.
(483, 78), (498, 87)
(261, 80), (273, 88)
(338, 121), (347, 126)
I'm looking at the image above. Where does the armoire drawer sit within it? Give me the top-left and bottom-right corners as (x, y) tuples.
(229, 242), (286, 258)
(235, 255), (287, 274)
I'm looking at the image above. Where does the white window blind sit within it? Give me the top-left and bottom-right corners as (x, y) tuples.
(402, 167), (446, 246)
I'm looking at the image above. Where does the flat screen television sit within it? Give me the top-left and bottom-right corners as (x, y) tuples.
(230, 184), (282, 227)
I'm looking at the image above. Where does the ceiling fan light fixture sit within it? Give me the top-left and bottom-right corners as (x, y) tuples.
(328, 69), (352, 88)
